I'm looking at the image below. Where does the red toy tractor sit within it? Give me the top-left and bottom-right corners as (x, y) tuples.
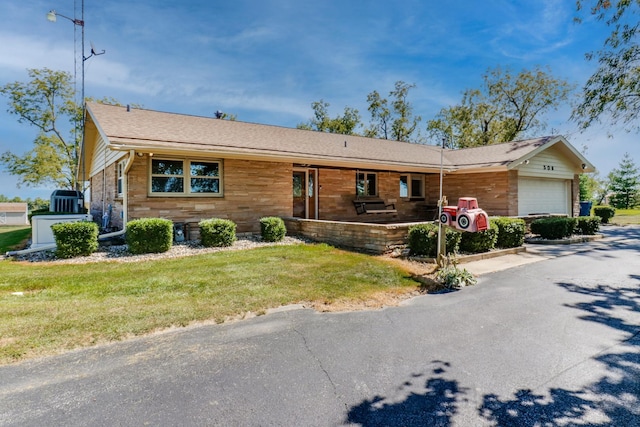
(440, 197), (489, 232)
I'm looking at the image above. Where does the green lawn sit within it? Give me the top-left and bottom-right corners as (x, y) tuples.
(0, 226), (31, 254)
(0, 243), (422, 364)
(610, 208), (640, 225)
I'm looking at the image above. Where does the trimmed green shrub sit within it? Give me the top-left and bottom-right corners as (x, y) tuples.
(530, 217), (576, 239)
(51, 221), (99, 259)
(126, 218), (173, 254)
(593, 206), (615, 223)
(491, 217), (526, 248)
(260, 217), (287, 242)
(459, 222), (498, 254)
(575, 216), (601, 235)
(199, 218), (237, 247)
(407, 223), (461, 257)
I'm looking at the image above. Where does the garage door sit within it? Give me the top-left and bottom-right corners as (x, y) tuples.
(518, 178), (570, 216)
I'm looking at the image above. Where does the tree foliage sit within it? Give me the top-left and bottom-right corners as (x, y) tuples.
(0, 68), (81, 190)
(297, 100), (361, 135)
(365, 81), (423, 142)
(427, 66), (572, 148)
(574, 1), (640, 131)
(298, 81), (422, 142)
(607, 152), (639, 208)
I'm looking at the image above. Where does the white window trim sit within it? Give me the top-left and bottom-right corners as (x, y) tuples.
(116, 160), (125, 198)
(148, 157), (223, 197)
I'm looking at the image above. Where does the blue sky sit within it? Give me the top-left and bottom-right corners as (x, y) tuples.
(0, 0), (638, 200)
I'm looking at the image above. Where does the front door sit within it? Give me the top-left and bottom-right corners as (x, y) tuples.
(293, 169), (318, 219)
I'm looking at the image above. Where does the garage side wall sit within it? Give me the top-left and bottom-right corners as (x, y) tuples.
(426, 171), (517, 217)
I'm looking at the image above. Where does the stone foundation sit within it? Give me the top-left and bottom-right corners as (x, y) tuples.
(283, 217), (429, 254)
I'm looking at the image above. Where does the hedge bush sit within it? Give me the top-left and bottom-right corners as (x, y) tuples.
(491, 217), (526, 248)
(575, 216), (601, 235)
(459, 222), (498, 254)
(593, 206), (615, 224)
(126, 218), (173, 254)
(407, 223), (461, 257)
(260, 217), (287, 242)
(199, 218), (237, 247)
(51, 221), (99, 259)
(530, 217), (576, 239)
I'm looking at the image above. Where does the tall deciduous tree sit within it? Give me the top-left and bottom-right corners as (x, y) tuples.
(0, 68), (81, 190)
(427, 66), (572, 148)
(365, 81), (423, 142)
(297, 100), (361, 135)
(574, 1), (640, 131)
(607, 152), (639, 209)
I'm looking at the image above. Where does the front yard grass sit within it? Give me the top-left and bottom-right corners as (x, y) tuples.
(610, 208), (640, 225)
(0, 226), (31, 254)
(0, 243), (424, 365)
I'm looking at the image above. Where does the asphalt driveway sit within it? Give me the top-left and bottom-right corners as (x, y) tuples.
(1, 226), (639, 426)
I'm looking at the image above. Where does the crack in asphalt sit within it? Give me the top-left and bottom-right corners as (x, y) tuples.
(292, 326), (339, 399)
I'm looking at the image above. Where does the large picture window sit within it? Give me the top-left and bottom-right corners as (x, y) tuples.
(150, 158), (222, 196)
(356, 172), (377, 197)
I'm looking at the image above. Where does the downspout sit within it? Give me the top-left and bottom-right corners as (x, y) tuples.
(100, 149), (134, 238)
(5, 150), (136, 258)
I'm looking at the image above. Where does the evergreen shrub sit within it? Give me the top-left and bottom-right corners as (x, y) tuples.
(491, 217), (526, 248)
(530, 217), (576, 239)
(51, 221), (99, 259)
(199, 218), (237, 247)
(459, 222), (498, 254)
(575, 216), (601, 235)
(126, 218), (173, 254)
(260, 217), (286, 242)
(407, 223), (461, 257)
(593, 206), (615, 223)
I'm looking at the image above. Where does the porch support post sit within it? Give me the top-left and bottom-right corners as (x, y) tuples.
(437, 138), (446, 267)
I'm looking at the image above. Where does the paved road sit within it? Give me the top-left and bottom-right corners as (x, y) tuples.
(1, 226), (639, 426)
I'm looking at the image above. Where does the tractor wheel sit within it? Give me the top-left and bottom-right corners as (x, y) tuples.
(440, 213), (449, 224)
(458, 214), (470, 229)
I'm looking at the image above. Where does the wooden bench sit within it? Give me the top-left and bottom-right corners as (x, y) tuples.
(353, 199), (397, 215)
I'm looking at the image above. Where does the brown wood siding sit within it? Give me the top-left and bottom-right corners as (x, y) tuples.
(126, 158), (292, 234)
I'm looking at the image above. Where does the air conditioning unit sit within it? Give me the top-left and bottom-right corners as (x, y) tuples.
(50, 190), (84, 213)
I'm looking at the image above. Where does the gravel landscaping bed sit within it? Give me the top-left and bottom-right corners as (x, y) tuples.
(6, 235), (311, 264)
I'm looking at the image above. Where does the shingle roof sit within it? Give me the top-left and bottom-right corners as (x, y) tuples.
(0, 203), (28, 213)
(86, 102), (588, 172)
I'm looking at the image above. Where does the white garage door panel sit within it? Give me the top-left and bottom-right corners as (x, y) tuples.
(518, 178), (569, 216)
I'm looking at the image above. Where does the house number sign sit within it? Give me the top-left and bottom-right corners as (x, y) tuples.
(543, 165), (555, 171)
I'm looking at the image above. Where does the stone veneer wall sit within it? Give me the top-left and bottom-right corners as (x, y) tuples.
(126, 157), (292, 238)
(284, 217), (424, 254)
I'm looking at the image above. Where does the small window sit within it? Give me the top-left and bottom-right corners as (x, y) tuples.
(116, 161), (125, 197)
(356, 172), (377, 197)
(399, 174), (425, 198)
(411, 176), (424, 198)
(150, 158), (222, 195)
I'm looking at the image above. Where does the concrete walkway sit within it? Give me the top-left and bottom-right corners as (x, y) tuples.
(463, 224), (637, 276)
